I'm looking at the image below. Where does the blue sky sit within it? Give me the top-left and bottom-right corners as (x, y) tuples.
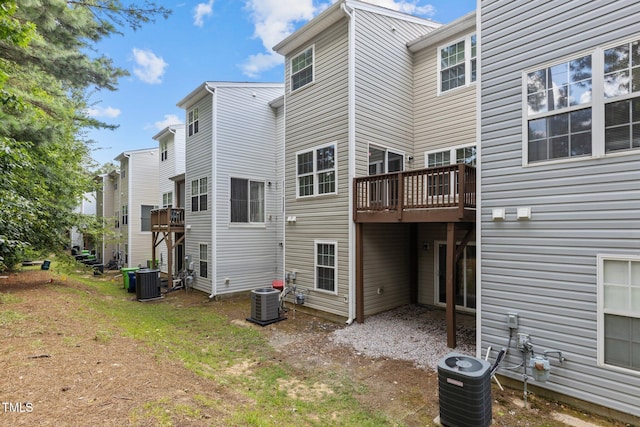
(86, 0), (476, 167)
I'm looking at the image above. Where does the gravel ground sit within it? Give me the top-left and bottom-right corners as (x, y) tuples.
(330, 304), (477, 371)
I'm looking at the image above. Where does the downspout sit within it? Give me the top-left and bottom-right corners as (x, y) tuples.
(474, 6), (483, 358)
(342, 1), (356, 325)
(124, 152), (132, 268)
(205, 83), (217, 299)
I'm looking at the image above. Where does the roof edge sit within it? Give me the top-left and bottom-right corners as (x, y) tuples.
(408, 11), (476, 52)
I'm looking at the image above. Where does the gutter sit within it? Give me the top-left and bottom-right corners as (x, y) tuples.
(342, 2), (356, 326)
(204, 83), (217, 299)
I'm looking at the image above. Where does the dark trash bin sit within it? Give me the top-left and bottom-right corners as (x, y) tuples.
(127, 271), (136, 293)
(41, 260), (51, 270)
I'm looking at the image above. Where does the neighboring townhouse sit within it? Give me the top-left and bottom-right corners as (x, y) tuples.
(70, 191), (97, 252)
(151, 124), (186, 280)
(176, 82), (284, 296)
(479, 0), (640, 422)
(274, 0), (476, 345)
(94, 170), (121, 266)
(114, 148), (160, 268)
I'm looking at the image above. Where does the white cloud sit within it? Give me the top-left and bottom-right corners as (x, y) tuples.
(86, 105), (121, 118)
(241, 0), (434, 78)
(153, 114), (184, 131)
(194, 0), (214, 27)
(242, 0), (323, 77)
(362, 0), (435, 17)
(132, 48), (168, 84)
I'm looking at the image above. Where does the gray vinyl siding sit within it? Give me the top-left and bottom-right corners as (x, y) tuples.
(480, 0), (640, 418)
(214, 86), (284, 295)
(413, 28), (476, 167)
(284, 18), (351, 317)
(184, 95), (213, 293)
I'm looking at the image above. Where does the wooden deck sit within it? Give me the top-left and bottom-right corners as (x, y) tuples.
(353, 164), (476, 223)
(150, 208), (185, 233)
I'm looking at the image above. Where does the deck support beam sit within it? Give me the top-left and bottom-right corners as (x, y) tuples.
(446, 222), (457, 348)
(356, 222), (364, 323)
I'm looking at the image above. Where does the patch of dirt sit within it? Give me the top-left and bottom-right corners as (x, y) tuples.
(0, 269), (632, 426)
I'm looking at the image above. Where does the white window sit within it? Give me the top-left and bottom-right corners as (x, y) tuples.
(598, 255), (640, 372)
(436, 243), (476, 311)
(439, 34), (476, 93)
(199, 244), (208, 278)
(291, 46), (314, 91)
(188, 107), (199, 136)
(140, 205), (156, 232)
(296, 143), (336, 197)
(162, 192), (173, 208)
(121, 204), (128, 225)
(160, 140), (168, 161)
(315, 241), (336, 293)
(368, 145), (403, 175)
(191, 177), (207, 212)
(524, 37), (640, 165)
(230, 178), (265, 223)
(425, 144), (476, 198)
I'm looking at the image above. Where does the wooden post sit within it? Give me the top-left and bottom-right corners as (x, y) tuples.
(356, 222), (364, 323)
(446, 222), (457, 348)
(409, 223), (418, 304)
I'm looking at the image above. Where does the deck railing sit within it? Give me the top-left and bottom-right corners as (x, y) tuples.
(354, 164), (476, 219)
(150, 207), (185, 230)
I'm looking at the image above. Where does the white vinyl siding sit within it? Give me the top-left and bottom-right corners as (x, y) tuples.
(182, 84), (283, 296)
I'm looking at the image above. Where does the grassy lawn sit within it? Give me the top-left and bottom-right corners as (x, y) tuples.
(49, 262), (391, 426)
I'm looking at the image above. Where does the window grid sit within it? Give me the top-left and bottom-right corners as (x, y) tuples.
(188, 107), (199, 136)
(291, 46), (314, 91)
(162, 192), (173, 208)
(191, 177), (207, 212)
(599, 256), (640, 371)
(230, 178), (265, 223)
(160, 141), (168, 161)
(199, 244), (208, 278)
(121, 204), (128, 225)
(315, 242), (336, 293)
(439, 34), (476, 93)
(296, 144), (336, 197)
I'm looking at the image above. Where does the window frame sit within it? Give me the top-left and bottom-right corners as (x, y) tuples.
(191, 177), (208, 212)
(314, 240), (337, 295)
(160, 140), (168, 162)
(425, 143), (477, 168)
(597, 254), (640, 375)
(162, 192), (173, 208)
(437, 33), (477, 95)
(188, 107), (199, 137)
(522, 35), (640, 166)
(140, 204), (157, 232)
(295, 143), (337, 199)
(121, 204), (128, 225)
(199, 244), (208, 279)
(290, 45), (315, 93)
(229, 177), (266, 225)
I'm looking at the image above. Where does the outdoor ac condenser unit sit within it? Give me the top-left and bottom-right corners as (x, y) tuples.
(135, 269), (161, 301)
(250, 288), (279, 322)
(437, 352), (492, 427)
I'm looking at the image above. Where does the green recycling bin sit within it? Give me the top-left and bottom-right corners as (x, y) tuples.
(121, 267), (140, 289)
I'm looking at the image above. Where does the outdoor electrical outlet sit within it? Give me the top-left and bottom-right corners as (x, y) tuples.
(224, 277), (230, 285)
(517, 333), (530, 350)
(507, 312), (519, 329)
(377, 287), (384, 295)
